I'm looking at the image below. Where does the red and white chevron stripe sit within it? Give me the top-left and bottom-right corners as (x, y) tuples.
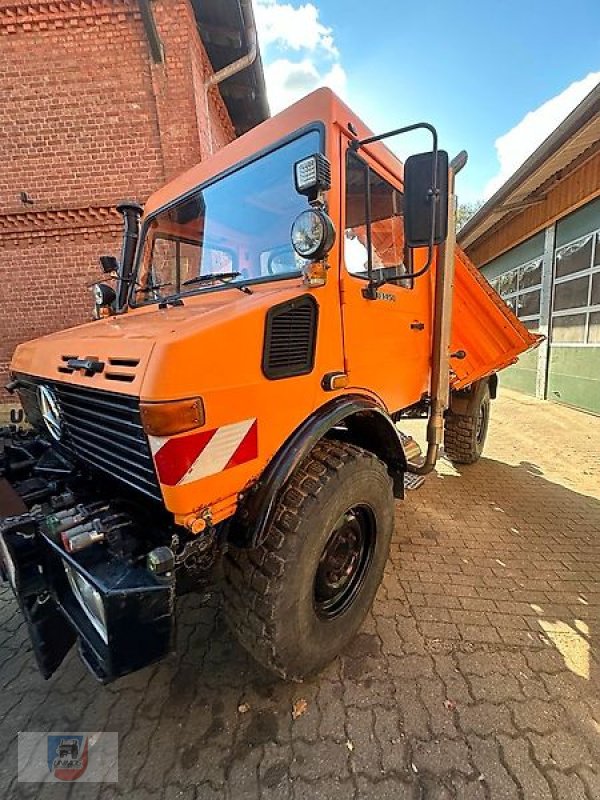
(148, 418), (258, 486)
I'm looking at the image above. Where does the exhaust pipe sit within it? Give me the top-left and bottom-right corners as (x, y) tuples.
(115, 201), (143, 312)
(409, 151), (468, 476)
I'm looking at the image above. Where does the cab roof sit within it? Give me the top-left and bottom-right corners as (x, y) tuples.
(143, 88), (405, 218)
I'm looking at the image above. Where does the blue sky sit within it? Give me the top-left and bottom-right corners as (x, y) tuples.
(254, 0), (600, 202)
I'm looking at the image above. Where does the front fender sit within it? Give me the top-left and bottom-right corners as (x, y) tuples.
(229, 394), (407, 548)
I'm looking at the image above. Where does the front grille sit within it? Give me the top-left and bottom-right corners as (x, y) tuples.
(52, 383), (161, 501)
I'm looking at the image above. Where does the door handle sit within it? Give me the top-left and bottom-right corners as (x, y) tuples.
(410, 321), (425, 331)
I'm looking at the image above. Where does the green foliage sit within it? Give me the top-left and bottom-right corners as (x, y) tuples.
(456, 199), (485, 231)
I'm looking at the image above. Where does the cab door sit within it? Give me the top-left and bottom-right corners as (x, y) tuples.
(340, 145), (432, 413)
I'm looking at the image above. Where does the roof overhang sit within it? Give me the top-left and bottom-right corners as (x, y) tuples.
(458, 83), (600, 253)
(191, 0), (270, 136)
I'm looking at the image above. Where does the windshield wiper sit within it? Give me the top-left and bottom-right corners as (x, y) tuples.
(182, 271), (241, 287)
(181, 271), (253, 294)
(136, 281), (172, 295)
(136, 281), (183, 309)
(158, 296), (184, 309)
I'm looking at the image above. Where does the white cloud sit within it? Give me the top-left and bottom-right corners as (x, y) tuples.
(254, 0), (338, 56)
(264, 58), (346, 112)
(484, 71), (600, 198)
(254, 0), (347, 113)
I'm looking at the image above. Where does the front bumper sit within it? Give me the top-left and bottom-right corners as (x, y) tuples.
(0, 481), (175, 683)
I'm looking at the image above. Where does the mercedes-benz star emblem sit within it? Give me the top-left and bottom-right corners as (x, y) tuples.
(38, 385), (62, 441)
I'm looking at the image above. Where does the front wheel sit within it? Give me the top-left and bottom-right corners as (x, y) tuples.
(222, 440), (394, 680)
(443, 384), (491, 465)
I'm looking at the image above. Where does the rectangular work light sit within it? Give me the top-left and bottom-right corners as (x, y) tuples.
(294, 154), (331, 200)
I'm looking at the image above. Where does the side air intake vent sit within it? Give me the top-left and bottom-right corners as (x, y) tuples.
(262, 295), (319, 380)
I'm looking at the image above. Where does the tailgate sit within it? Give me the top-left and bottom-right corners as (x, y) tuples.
(449, 247), (542, 390)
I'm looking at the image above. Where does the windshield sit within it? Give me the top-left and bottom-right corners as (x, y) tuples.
(133, 130), (320, 303)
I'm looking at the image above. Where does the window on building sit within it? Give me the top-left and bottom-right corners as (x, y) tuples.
(589, 311), (600, 344)
(551, 228), (600, 345)
(554, 234), (593, 278)
(520, 260), (542, 289)
(345, 151), (412, 288)
(489, 256), (543, 331)
(591, 272), (600, 306)
(552, 313), (587, 344)
(554, 276), (588, 312)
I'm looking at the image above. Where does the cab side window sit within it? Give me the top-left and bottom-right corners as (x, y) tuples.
(345, 151), (413, 288)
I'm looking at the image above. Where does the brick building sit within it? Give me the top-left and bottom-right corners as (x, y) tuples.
(0, 0), (268, 400)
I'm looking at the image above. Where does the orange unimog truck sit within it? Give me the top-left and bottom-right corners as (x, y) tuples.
(0, 90), (538, 683)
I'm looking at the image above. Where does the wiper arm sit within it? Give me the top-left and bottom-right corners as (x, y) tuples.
(182, 271), (241, 287)
(158, 296), (184, 309)
(137, 281), (182, 309)
(181, 271), (253, 294)
(136, 281), (172, 295)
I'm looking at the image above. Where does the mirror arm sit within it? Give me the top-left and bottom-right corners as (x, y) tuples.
(369, 248), (436, 292)
(355, 122), (440, 298)
(364, 159), (375, 291)
(350, 121), (438, 153)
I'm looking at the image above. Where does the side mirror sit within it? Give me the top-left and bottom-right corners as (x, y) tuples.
(403, 150), (449, 248)
(100, 255), (119, 274)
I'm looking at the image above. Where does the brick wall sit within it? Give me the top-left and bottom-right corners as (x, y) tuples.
(0, 0), (235, 394)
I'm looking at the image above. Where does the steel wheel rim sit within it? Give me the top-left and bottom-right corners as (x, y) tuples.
(313, 505), (376, 620)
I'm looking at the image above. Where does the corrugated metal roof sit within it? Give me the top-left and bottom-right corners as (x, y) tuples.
(458, 82), (600, 250)
(192, 0), (270, 136)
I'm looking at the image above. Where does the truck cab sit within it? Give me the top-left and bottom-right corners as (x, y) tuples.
(0, 89), (539, 683)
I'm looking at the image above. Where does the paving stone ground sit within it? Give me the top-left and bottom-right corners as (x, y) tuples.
(1, 389), (599, 799)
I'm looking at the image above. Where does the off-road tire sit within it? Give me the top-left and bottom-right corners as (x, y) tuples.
(443, 384), (491, 465)
(222, 440), (394, 680)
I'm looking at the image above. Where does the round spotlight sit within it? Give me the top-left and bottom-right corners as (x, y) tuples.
(291, 208), (335, 261)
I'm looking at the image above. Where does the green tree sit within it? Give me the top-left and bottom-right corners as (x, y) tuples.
(456, 199), (485, 231)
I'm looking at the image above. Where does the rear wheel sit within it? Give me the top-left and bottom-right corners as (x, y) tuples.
(443, 384), (491, 465)
(222, 440), (394, 680)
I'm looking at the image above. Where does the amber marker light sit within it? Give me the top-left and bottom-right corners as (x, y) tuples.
(140, 398), (205, 437)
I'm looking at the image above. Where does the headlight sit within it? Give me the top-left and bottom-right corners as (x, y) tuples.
(92, 282), (116, 307)
(64, 564), (108, 643)
(291, 208), (336, 260)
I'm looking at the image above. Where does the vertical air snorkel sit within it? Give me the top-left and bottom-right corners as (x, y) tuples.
(115, 201), (143, 313)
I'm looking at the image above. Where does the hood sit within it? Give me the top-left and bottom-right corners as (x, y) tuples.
(11, 283), (289, 396)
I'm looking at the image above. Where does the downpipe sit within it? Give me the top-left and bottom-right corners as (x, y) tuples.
(203, 0), (259, 153)
(408, 151), (467, 476)
(205, 0), (258, 89)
